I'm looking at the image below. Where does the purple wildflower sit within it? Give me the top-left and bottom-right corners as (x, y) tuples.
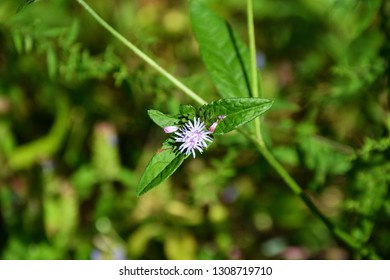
(174, 118), (213, 158)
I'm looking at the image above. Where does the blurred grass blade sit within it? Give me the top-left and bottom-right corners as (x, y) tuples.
(7, 94), (70, 170)
(190, 0), (255, 98)
(199, 97), (273, 135)
(46, 45), (58, 79)
(137, 140), (188, 196)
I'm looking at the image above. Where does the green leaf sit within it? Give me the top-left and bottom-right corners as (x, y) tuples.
(199, 97), (273, 135)
(179, 104), (197, 119)
(148, 110), (180, 128)
(17, 0), (38, 13)
(190, 0), (257, 98)
(137, 141), (188, 196)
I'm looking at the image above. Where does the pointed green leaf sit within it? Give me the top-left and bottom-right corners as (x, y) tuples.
(179, 104), (197, 119)
(148, 110), (180, 128)
(17, 0), (38, 13)
(190, 0), (258, 98)
(137, 141), (187, 196)
(199, 97), (273, 135)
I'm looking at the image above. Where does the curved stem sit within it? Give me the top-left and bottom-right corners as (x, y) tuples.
(250, 136), (378, 257)
(76, 0), (207, 106)
(244, 0), (364, 254)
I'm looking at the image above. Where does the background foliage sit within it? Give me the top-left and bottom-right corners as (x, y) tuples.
(0, 0), (389, 259)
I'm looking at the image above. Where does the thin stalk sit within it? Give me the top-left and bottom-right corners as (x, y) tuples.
(251, 136), (369, 254)
(244, 0), (360, 251)
(76, 0), (207, 106)
(239, 119), (372, 256)
(247, 0), (259, 99)
(247, 0), (263, 144)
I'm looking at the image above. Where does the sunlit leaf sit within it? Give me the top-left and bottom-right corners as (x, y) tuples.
(190, 0), (259, 98)
(199, 97), (273, 135)
(17, 0), (39, 13)
(137, 140), (188, 196)
(148, 110), (180, 129)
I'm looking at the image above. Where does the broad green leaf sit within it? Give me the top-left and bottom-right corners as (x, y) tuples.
(190, 0), (259, 98)
(199, 97), (273, 135)
(148, 110), (180, 128)
(17, 0), (38, 13)
(137, 141), (188, 196)
(179, 104), (197, 119)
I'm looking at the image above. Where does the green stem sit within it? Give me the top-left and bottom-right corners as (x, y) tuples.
(251, 137), (369, 254)
(76, 0), (207, 106)
(244, 0), (362, 253)
(247, 0), (263, 144)
(247, 0), (258, 99)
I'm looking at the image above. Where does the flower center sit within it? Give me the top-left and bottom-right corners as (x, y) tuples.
(174, 118), (213, 158)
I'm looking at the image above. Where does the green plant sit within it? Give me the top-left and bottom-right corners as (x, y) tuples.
(0, 0), (388, 260)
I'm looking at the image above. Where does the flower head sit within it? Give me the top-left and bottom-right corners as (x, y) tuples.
(174, 117), (213, 158)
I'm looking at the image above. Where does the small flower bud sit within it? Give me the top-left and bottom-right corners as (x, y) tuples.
(218, 115), (226, 120)
(164, 125), (179, 133)
(208, 121), (218, 133)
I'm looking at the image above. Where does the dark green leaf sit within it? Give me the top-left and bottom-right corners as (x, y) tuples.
(148, 110), (180, 129)
(136, 141), (187, 196)
(190, 0), (259, 98)
(17, 0), (38, 13)
(199, 97), (273, 135)
(179, 104), (197, 120)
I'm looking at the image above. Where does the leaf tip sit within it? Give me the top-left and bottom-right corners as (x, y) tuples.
(135, 186), (146, 197)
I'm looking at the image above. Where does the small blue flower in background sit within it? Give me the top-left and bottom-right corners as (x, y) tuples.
(174, 117), (213, 158)
(256, 51), (266, 69)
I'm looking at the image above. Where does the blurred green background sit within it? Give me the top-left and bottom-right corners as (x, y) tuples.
(0, 0), (389, 259)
